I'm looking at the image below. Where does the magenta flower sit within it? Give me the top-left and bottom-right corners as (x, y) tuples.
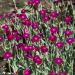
(39, 9), (47, 17)
(28, 45), (34, 51)
(7, 34), (14, 41)
(49, 71), (57, 75)
(50, 26), (58, 34)
(49, 11), (60, 20)
(59, 71), (68, 75)
(18, 13), (27, 20)
(25, 54), (33, 59)
(17, 43), (25, 49)
(15, 34), (22, 41)
(23, 68), (31, 75)
(40, 45), (48, 53)
(54, 0), (61, 4)
(48, 35), (57, 43)
(55, 42), (64, 48)
(33, 0), (40, 6)
(32, 35), (41, 42)
(21, 45), (29, 52)
(28, 0), (40, 6)
(23, 33), (30, 39)
(28, 0), (33, 5)
(0, 15), (3, 20)
(64, 16), (72, 24)
(42, 15), (50, 22)
(66, 37), (75, 44)
(54, 57), (63, 65)
(0, 36), (3, 42)
(3, 51), (12, 59)
(21, 9), (26, 13)
(31, 21), (39, 29)
(22, 19), (31, 27)
(63, 29), (73, 36)
(1, 24), (9, 31)
(33, 55), (42, 64)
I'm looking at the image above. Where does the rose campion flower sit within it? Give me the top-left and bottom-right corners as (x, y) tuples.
(31, 21), (39, 29)
(42, 15), (50, 23)
(49, 71), (57, 75)
(55, 42), (64, 48)
(7, 34), (14, 41)
(33, 0), (40, 6)
(40, 45), (48, 53)
(48, 35), (57, 43)
(32, 35), (41, 42)
(23, 68), (31, 75)
(39, 9), (47, 17)
(21, 9), (26, 13)
(22, 19), (31, 27)
(33, 55), (42, 64)
(54, 0), (61, 4)
(64, 16), (72, 24)
(0, 36), (3, 42)
(28, 0), (40, 6)
(54, 57), (63, 65)
(3, 51), (12, 59)
(23, 33), (30, 39)
(21, 44), (29, 52)
(18, 13), (27, 20)
(59, 71), (68, 75)
(49, 11), (60, 20)
(50, 26), (59, 34)
(63, 29), (73, 36)
(66, 37), (75, 44)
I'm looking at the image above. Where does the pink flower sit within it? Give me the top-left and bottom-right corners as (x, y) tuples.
(7, 34), (14, 41)
(22, 19), (31, 27)
(49, 11), (60, 20)
(18, 13), (27, 20)
(33, 0), (40, 6)
(15, 34), (22, 41)
(33, 55), (42, 64)
(40, 45), (48, 53)
(0, 15), (3, 20)
(66, 37), (75, 44)
(32, 35), (41, 42)
(59, 71), (68, 75)
(39, 9), (47, 17)
(28, 45), (34, 51)
(23, 68), (31, 75)
(64, 29), (73, 36)
(64, 16), (72, 24)
(1, 24), (9, 31)
(0, 36), (3, 42)
(28, 0), (40, 6)
(23, 33), (30, 39)
(21, 9), (26, 13)
(50, 26), (58, 34)
(49, 71), (57, 75)
(21, 44), (29, 52)
(28, 0), (33, 5)
(54, 57), (63, 65)
(42, 15), (50, 22)
(3, 51), (12, 59)
(54, 0), (61, 4)
(48, 35), (57, 42)
(55, 42), (64, 48)
(31, 21), (39, 29)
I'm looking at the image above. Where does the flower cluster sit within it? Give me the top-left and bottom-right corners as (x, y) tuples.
(0, 0), (74, 75)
